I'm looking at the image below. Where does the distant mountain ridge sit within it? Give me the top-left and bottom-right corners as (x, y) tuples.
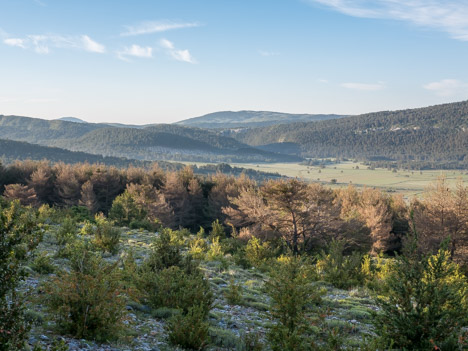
(229, 100), (468, 168)
(175, 110), (346, 128)
(0, 114), (300, 163)
(57, 117), (87, 123)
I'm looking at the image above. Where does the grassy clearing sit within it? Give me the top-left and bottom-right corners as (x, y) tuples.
(186, 161), (468, 197)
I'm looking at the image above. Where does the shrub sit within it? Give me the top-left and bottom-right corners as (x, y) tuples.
(207, 237), (224, 261)
(69, 205), (92, 222)
(141, 265), (213, 317)
(55, 217), (78, 254)
(209, 219), (226, 241)
(43, 244), (128, 341)
(372, 247), (468, 350)
(245, 237), (271, 269)
(129, 218), (156, 231)
(151, 307), (180, 319)
(93, 214), (121, 254)
(266, 255), (321, 351)
(143, 227), (184, 271)
(79, 220), (95, 236)
(167, 304), (210, 350)
(30, 251), (56, 274)
(237, 331), (264, 351)
(225, 278), (243, 305)
(315, 240), (365, 289)
(189, 235), (208, 260)
(361, 253), (395, 292)
(109, 190), (144, 226)
(0, 201), (42, 351)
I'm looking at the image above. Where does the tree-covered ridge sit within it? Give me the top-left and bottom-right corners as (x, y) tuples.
(0, 115), (298, 163)
(231, 100), (468, 167)
(0, 138), (152, 168)
(176, 110), (345, 128)
(0, 115), (110, 143)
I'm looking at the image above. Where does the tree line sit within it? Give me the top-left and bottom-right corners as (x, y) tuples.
(2, 160), (468, 264)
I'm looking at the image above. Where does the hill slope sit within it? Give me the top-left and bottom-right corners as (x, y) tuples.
(0, 115), (299, 163)
(230, 101), (468, 168)
(176, 110), (345, 128)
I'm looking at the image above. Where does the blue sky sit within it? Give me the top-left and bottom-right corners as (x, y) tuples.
(1, 0), (468, 124)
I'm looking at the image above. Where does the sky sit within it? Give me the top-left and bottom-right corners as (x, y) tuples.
(1, 0), (468, 124)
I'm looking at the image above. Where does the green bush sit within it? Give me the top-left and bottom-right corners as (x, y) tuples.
(225, 278), (243, 305)
(167, 304), (210, 350)
(237, 331), (264, 351)
(69, 205), (92, 222)
(93, 214), (121, 254)
(373, 247), (468, 350)
(0, 201), (42, 351)
(139, 229), (213, 317)
(43, 244), (128, 341)
(55, 217), (78, 255)
(207, 237), (224, 261)
(30, 251), (56, 274)
(141, 265), (213, 317)
(151, 307), (180, 319)
(209, 219), (226, 241)
(316, 240), (365, 289)
(129, 218), (156, 231)
(109, 190), (145, 226)
(79, 220), (95, 236)
(189, 235), (208, 260)
(143, 228), (184, 271)
(245, 237), (272, 269)
(266, 256), (322, 351)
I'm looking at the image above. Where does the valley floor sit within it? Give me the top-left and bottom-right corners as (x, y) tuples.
(186, 161), (468, 197)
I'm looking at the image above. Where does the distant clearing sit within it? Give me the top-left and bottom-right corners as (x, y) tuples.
(186, 161), (468, 197)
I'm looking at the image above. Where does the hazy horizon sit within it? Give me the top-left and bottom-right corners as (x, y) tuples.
(1, 0), (468, 124)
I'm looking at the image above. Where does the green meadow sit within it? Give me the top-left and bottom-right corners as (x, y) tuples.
(188, 161), (468, 197)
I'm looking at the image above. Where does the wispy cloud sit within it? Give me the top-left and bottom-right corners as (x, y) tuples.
(117, 44), (153, 61)
(4, 38), (27, 49)
(122, 21), (200, 36)
(423, 79), (468, 96)
(160, 38), (197, 64)
(81, 35), (106, 53)
(307, 0), (468, 41)
(258, 50), (280, 57)
(2, 34), (106, 54)
(341, 82), (385, 91)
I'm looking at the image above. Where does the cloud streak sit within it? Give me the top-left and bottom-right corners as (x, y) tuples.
(307, 0), (468, 41)
(2, 33), (106, 54)
(423, 79), (468, 96)
(341, 82), (385, 91)
(117, 44), (153, 61)
(122, 21), (200, 36)
(160, 38), (197, 64)
(258, 50), (280, 57)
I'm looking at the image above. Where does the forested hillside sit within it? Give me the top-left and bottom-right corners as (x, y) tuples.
(0, 138), (152, 167)
(231, 101), (468, 168)
(0, 115), (297, 163)
(176, 110), (345, 128)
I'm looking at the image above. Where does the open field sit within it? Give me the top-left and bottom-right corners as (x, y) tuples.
(186, 161), (468, 198)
